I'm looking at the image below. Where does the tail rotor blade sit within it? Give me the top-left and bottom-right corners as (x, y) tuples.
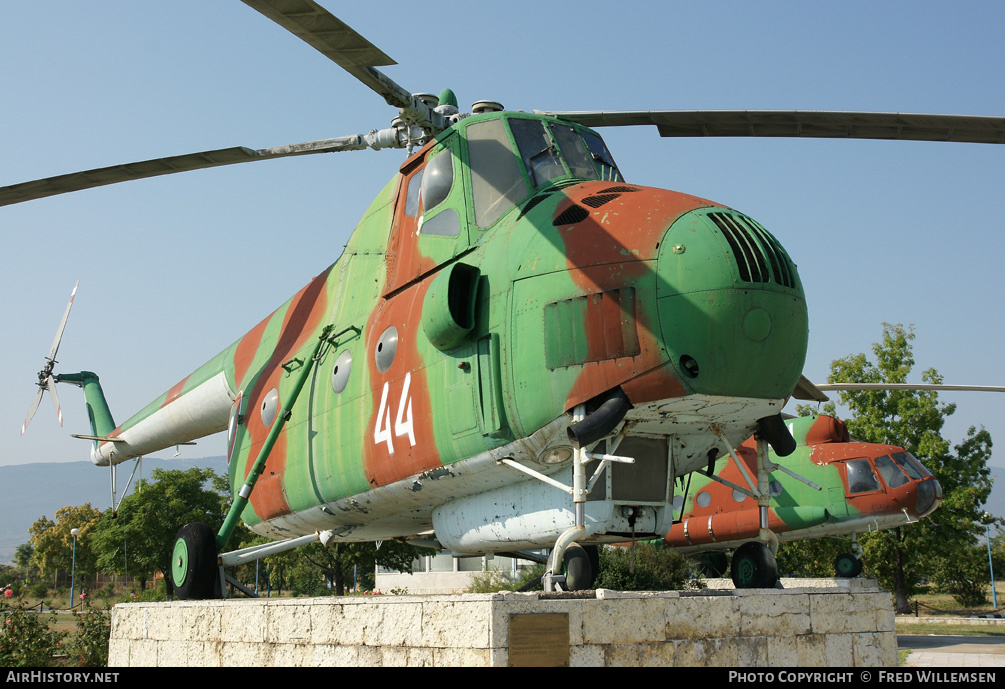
(21, 386), (45, 435)
(47, 280), (78, 363)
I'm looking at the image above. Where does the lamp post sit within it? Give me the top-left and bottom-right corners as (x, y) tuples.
(986, 520), (998, 609)
(70, 528), (80, 608)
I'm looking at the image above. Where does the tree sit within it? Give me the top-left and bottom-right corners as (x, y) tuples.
(28, 504), (103, 591)
(796, 323), (993, 612)
(91, 467), (228, 591)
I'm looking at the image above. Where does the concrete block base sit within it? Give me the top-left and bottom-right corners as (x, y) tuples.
(108, 578), (896, 667)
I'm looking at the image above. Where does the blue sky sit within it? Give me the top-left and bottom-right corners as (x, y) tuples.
(2, 1), (1003, 480)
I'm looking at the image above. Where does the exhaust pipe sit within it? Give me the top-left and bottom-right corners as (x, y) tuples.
(567, 388), (632, 449)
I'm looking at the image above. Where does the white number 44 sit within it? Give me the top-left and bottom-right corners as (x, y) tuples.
(374, 372), (415, 454)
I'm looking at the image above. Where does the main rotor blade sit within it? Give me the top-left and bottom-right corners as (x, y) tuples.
(0, 136), (367, 207)
(21, 386), (45, 436)
(816, 383), (1005, 393)
(791, 375), (830, 402)
(240, 0), (413, 109)
(541, 110), (1005, 144)
(46, 376), (64, 427)
(47, 280), (79, 362)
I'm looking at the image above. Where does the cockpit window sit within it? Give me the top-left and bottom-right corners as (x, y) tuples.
(892, 451), (928, 480)
(511, 118), (566, 187)
(467, 118), (528, 228)
(874, 455), (910, 488)
(845, 458), (880, 494)
(549, 123), (596, 179)
(581, 129), (623, 182)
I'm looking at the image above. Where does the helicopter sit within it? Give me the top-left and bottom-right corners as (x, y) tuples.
(667, 413), (944, 588)
(8, 1), (1005, 597)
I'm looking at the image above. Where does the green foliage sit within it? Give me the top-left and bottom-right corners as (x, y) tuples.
(930, 543), (991, 607)
(91, 467), (229, 590)
(0, 586), (67, 667)
(70, 596), (110, 667)
(595, 543), (704, 591)
(463, 565), (546, 593)
(814, 323), (994, 612)
(28, 504), (103, 586)
(776, 538), (847, 577)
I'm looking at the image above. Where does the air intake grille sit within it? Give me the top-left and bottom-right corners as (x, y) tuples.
(707, 212), (797, 289)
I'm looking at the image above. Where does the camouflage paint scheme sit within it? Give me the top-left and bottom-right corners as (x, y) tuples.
(73, 111), (809, 552)
(665, 414), (943, 553)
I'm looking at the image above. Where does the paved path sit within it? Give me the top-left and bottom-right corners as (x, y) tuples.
(899, 634), (1005, 667)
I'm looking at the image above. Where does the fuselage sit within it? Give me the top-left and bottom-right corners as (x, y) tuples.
(84, 111), (809, 552)
(666, 415), (943, 553)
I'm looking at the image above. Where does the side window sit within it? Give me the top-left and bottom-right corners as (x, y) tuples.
(467, 118), (528, 228)
(405, 169), (424, 217)
(421, 150), (453, 211)
(844, 458), (880, 494)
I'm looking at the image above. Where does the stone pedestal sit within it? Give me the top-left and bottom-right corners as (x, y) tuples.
(108, 578), (896, 667)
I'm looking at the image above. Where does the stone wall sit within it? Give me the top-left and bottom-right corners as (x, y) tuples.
(108, 579), (896, 667)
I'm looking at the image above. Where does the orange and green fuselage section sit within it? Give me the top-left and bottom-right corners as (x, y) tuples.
(665, 415), (943, 552)
(79, 110), (809, 544)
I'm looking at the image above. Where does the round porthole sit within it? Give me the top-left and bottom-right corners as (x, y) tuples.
(375, 326), (398, 373)
(260, 388), (280, 427)
(696, 491), (711, 508)
(732, 489), (747, 503)
(769, 480), (784, 497)
(332, 350), (352, 394)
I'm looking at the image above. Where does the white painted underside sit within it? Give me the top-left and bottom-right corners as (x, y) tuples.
(248, 394), (786, 554)
(91, 371), (235, 466)
(673, 511), (915, 555)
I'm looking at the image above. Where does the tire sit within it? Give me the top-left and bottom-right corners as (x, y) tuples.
(730, 541), (778, 589)
(563, 543), (595, 591)
(171, 522), (219, 600)
(835, 553), (863, 578)
(701, 551), (730, 578)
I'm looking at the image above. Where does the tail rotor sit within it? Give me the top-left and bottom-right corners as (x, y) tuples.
(22, 280), (78, 435)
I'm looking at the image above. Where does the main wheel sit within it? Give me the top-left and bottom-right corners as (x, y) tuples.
(563, 543), (596, 591)
(700, 551), (729, 578)
(730, 541), (778, 589)
(171, 522), (219, 600)
(835, 553), (863, 578)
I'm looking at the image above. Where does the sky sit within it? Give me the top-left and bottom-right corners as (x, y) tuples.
(2, 1), (1003, 479)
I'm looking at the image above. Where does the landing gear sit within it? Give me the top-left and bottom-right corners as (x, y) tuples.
(171, 522), (219, 600)
(730, 541), (779, 589)
(834, 552), (863, 578)
(700, 551), (729, 578)
(563, 543), (599, 590)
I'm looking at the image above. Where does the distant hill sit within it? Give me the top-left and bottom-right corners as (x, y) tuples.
(0, 456), (227, 565)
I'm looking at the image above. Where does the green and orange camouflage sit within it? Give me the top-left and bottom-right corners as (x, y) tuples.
(665, 414), (942, 555)
(68, 110), (809, 553)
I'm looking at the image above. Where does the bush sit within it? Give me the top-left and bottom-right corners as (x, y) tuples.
(71, 596), (110, 667)
(0, 587), (67, 667)
(595, 542), (704, 591)
(931, 545), (991, 608)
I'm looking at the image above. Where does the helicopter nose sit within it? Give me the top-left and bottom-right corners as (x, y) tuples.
(655, 208), (808, 400)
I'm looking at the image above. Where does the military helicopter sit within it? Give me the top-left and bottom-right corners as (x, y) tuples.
(9, 1), (1005, 597)
(667, 413), (944, 588)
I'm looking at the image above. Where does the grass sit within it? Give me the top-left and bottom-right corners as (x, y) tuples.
(894, 583), (1005, 637)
